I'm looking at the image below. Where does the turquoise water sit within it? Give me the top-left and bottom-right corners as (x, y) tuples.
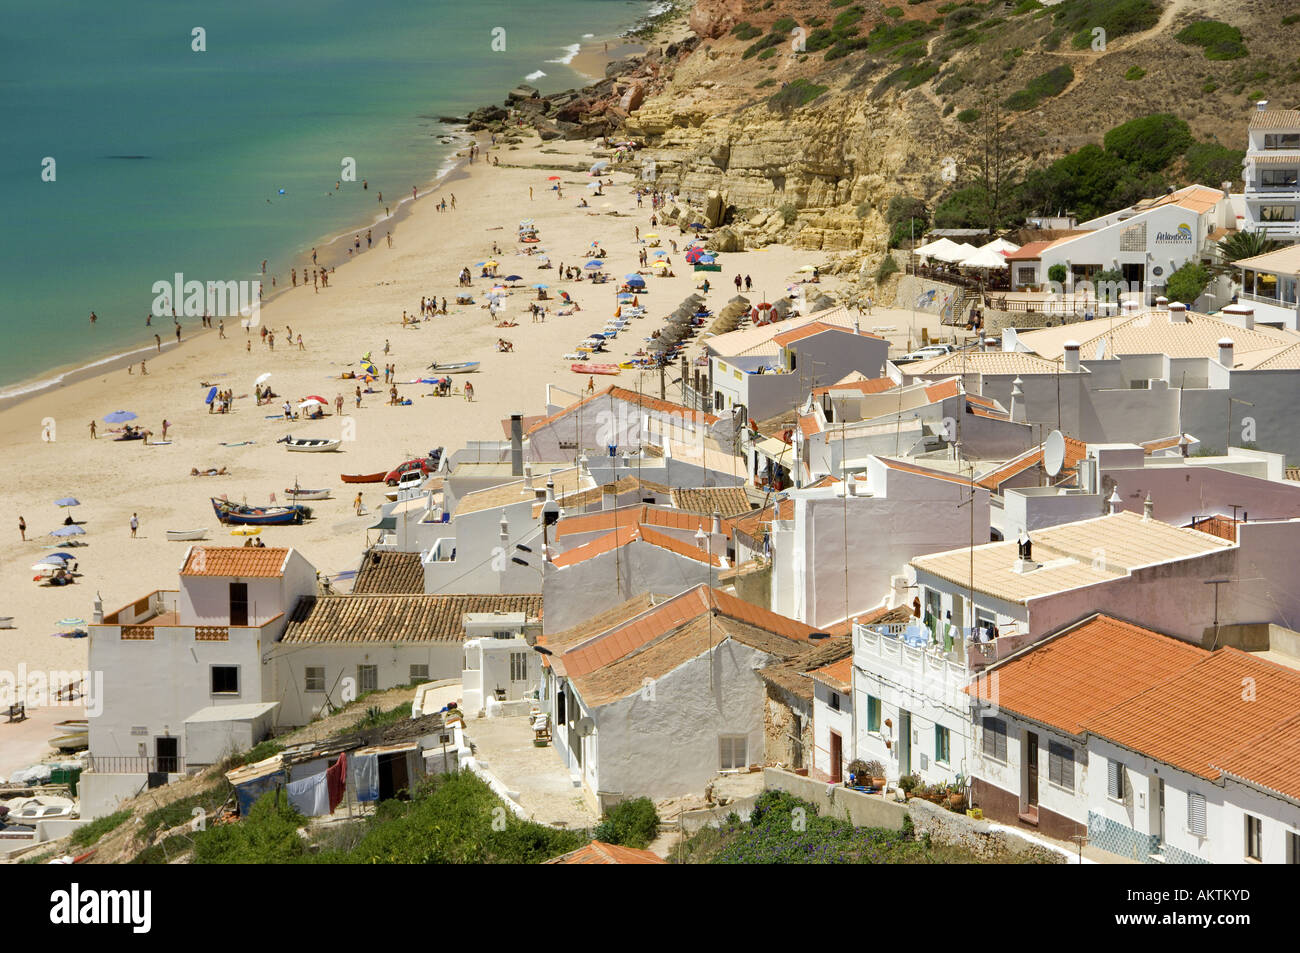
(1, 0), (655, 393)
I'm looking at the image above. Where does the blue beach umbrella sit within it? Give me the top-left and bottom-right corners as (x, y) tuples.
(51, 526), (85, 538)
(616, 293), (634, 301)
(55, 498), (80, 507)
(533, 284), (549, 289)
(504, 274), (523, 281)
(103, 410), (136, 423)
(584, 260), (603, 270)
(47, 552), (77, 562)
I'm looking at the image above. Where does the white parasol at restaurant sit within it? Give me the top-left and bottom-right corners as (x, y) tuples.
(979, 237), (1020, 254)
(958, 245), (1011, 269)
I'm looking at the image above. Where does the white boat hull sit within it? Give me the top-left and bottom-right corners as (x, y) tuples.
(165, 529), (209, 541)
(285, 440), (341, 452)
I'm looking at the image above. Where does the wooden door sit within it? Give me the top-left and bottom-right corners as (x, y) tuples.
(1026, 731), (1039, 807)
(229, 582), (249, 626)
(829, 731), (842, 783)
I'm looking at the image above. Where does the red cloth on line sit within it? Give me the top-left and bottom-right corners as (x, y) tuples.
(326, 752), (347, 813)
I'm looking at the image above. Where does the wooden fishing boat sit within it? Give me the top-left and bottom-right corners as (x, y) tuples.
(165, 528), (209, 542)
(427, 360), (480, 373)
(211, 498), (308, 526)
(571, 363), (621, 375)
(284, 487), (331, 500)
(278, 436), (341, 452)
(340, 471), (386, 484)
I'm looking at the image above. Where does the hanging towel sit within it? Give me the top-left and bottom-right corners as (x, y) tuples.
(943, 623), (955, 653)
(326, 752), (347, 813)
(351, 753), (380, 802)
(286, 770), (330, 816)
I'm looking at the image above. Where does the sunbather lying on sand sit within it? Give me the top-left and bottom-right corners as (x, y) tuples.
(191, 467), (230, 476)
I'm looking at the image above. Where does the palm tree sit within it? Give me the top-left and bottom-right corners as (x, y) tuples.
(1218, 230), (1283, 263)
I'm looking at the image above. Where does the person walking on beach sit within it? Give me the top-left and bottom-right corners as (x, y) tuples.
(18, 516), (26, 541)
(353, 493), (363, 516)
(587, 376), (595, 395)
(129, 513), (139, 538)
(218, 319), (225, 338)
(161, 419), (170, 440)
(89, 420), (97, 439)
(384, 339), (391, 356)
(155, 333), (161, 352)
(464, 381), (473, 402)
(412, 186), (418, 201)
(141, 360), (148, 375)
(355, 386), (362, 409)
(89, 311), (97, 325)
(335, 393), (344, 416)
(175, 324), (182, 344)
(312, 247), (318, 265)
(366, 229), (372, 248)
(387, 232), (392, 248)
(451, 194), (456, 210)
(297, 333), (304, 350)
(529, 186), (533, 201)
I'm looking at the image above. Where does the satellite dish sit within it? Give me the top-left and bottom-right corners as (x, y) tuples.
(1044, 430), (1066, 477)
(575, 716), (596, 738)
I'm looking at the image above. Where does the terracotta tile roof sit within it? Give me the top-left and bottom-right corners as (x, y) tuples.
(814, 375), (898, 397)
(923, 379), (961, 403)
(975, 435), (1086, 490)
(1248, 108), (1300, 130)
(809, 655), (853, 693)
(907, 351), (1063, 377)
(181, 546), (290, 577)
(1083, 649), (1300, 790)
(544, 841), (667, 864)
(912, 511), (1234, 604)
(281, 593), (542, 644)
(1252, 343), (1300, 370)
(709, 306), (884, 358)
(670, 486), (754, 517)
(726, 498), (794, 542)
(638, 524), (723, 565)
(1134, 184), (1223, 215)
(1139, 434), (1185, 454)
(499, 414), (549, 438)
(878, 457), (979, 487)
(1185, 515), (1240, 542)
(966, 615), (1208, 735)
(1213, 712), (1300, 802)
(773, 322), (872, 347)
(554, 505), (716, 540)
(1004, 240), (1057, 261)
(549, 524), (642, 567)
(352, 551), (424, 594)
(557, 585), (818, 681)
(798, 413), (822, 438)
(553, 475), (672, 510)
(525, 386), (717, 436)
(757, 635), (853, 699)
(1233, 244), (1300, 274)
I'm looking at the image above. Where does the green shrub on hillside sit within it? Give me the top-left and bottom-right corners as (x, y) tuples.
(767, 78), (829, 110)
(945, 5), (983, 29)
(1124, 65), (1145, 80)
(71, 810), (131, 848)
(956, 107), (980, 123)
(743, 33), (785, 58)
(1103, 113), (1192, 172)
(1183, 141), (1245, 185)
(877, 256), (901, 281)
(593, 798), (661, 849)
(885, 6), (904, 17)
(771, 16), (797, 33)
(731, 22), (761, 40)
(865, 19), (935, 52)
(1176, 20), (1248, 60)
(1004, 64), (1073, 110)
(1052, 0), (1160, 48)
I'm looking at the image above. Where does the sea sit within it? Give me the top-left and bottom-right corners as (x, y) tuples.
(0, 0), (659, 398)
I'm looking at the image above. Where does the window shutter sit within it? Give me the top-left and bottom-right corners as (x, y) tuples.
(1188, 792), (1206, 836)
(1108, 760), (1123, 799)
(1048, 741), (1074, 790)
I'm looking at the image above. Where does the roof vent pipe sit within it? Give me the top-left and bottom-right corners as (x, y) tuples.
(510, 414), (524, 477)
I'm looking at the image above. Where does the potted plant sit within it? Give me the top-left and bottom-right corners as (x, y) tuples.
(845, 759), (871, 789)
(947, 778), (966, 808)
(864, 759), (887, 789)
(898, 773), (920, 799)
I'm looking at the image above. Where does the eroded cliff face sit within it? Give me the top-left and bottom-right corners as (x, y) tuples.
(688, 0), (746, 39)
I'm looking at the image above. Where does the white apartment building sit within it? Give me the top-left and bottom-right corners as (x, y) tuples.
(1241, 103), (1300, 242)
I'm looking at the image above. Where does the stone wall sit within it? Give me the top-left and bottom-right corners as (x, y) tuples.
(762, 686), (812, 771)
(764, 767), (907, 830)
(907, 796), (1066, 863)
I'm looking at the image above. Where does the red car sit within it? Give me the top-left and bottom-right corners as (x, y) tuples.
(384, 458), (434, 486)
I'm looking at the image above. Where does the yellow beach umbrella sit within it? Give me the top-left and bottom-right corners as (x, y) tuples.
(651, 260), (668, 269)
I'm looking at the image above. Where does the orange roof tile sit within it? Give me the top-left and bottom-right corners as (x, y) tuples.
(813, 376), (897, 397)
(976, 435), (1086, 490)
(878, 457), (977, 487)
(1003, 240), (1056, 261)
(1186, 515), (1239, 542)
(549, 524), (642, 567)
(636, 524), (723, 566)
(1213, 712), (1300, 801)
(1083, 649), (1300, 787)
(810, 656), (852, 692)
(966, 615), (1208, 735)
(798, 413), (822, 438)
(525, 386), (717, 436)
(554, 505), (717, 539)
(773, 322), (878, 347)
(181, 546), (290, 577)
(923, 379), (962, 403)
(544, 841), (667, 864)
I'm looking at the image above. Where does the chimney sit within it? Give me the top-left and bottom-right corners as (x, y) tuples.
(1223, 303), (1254, 330)
(711, 510), (723, 536)
(1010, 377), (1026, 423)
(523, 462), (533, 490)
(1143, 494), (1153, 522)
(1108, 486), (1122, 514)
(1155, 296), (1169, 311)
(510, 413), (524, 477)
(1168, 301), (1188, 323)
(1063, 340), (1080, 373)
(1121, 300), (1140, 314)
(1078, 456), (1096, 495)
(499, 515), (510, 542)
(1218, 337), (1234, 368)
(545, 479), (556, 505)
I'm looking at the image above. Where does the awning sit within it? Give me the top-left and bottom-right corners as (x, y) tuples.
(369, 515), (397, 531)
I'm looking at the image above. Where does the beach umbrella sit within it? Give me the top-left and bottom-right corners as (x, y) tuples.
(32, 562), (63, 572)
(103, 410), (136, 423)
(533, 284), (549, 289)
(255, 372), (272, 385)
(51, 526), (85, 538)
(689, 222), (705, 229)
(55, 498), (79, 507)
(616, 293), (634, 301)
(58, 618), (85, 628)
(518, 219), (534, 226)
(205, 386), (218, 405)
(486, 260), (499, 268)
(298, 399), (323, 410)
(305, 394), (327, 403)
(361, 361), (379, 377)
(651, 250), (668, 257)
(474, 261), (486, 268)
(46, 552), (76, 562)
(958, 245), (1010, 269)
(584, 260), (604, 270)
(504, 274), (522, 281)
(589, 160), (609, 172)
(797, 265), (817, 273)
(645, 233), (658, 239)
(685, 248), (702, 263)
(624, 273), (642, 280)
(980, 237), (1020, 254)
(547, 176), (561, 181)
(586, 182), (601, 190)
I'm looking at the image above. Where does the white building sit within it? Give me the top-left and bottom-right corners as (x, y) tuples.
(1005, 185), (1234, 297)
(461, 618), (542, 718)
(270, 593), (541, 726)
(1234, 244), (1300, 331)
(1241, 104), (1300, 242)
(83, 546), (318, 817)
(537, 585), (820, 809)
(968, 613), (1300, 863)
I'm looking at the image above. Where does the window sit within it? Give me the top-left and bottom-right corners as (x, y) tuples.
(304, 667), (325, 692)
(1245, 814), (1263, 861)
(867, 696), (881, 732)
(1187, 792), (1207, 837)
(509, 651), (529, 682)
(830, 692), (841, 712)
(492, 630), (514, 639)
(1107, 760), (1125, 800)
(357, 664), (378, 694)
(1261, 168), (1299, 187)
(556, 690), (566, 724)
(409, 664), (429, 684)
(1264, 133), (1300, 149)
(211, 665), (239, 695)
(981, 717), (1007, 762)
(1047, 741), (1075, 791)
(935, 725), (950, 764)
(1119, 221), (1146, 252)
(719, 735), (748, 771)
(1288, 831), (1300, 865)
(1260, 205), (1298, 222)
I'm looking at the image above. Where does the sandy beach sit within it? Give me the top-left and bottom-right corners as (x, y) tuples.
(0, 129), (863, 689)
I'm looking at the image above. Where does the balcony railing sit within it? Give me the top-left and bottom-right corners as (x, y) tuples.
(1240, 291), (1299, 308)
(86, 755), (186, 775)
